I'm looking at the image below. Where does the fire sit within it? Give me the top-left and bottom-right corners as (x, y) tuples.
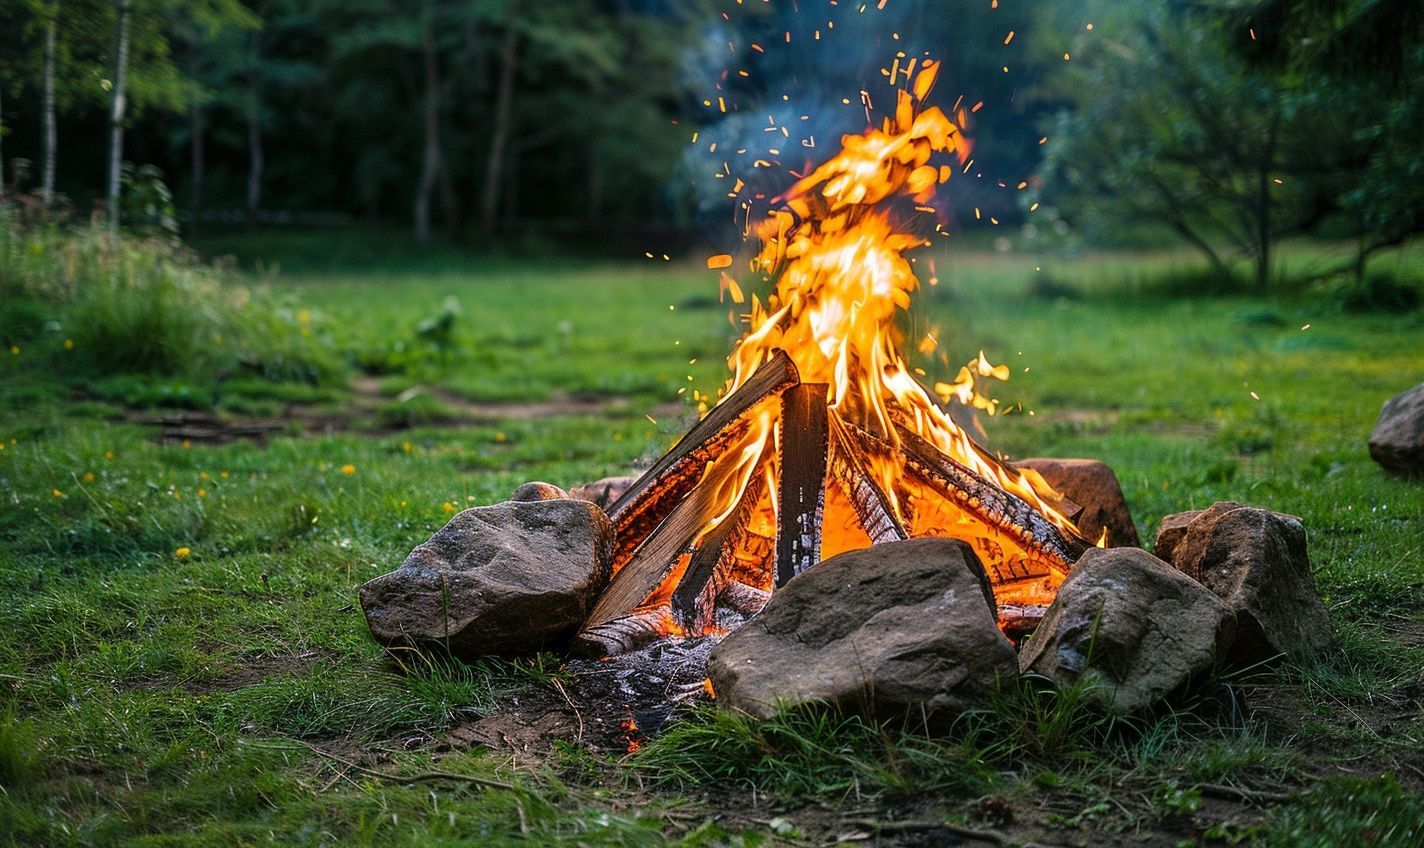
(687, 61), (1083, 613)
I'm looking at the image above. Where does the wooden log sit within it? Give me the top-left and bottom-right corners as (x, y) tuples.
(717, 581), (771, 617)
(827, 416), (909, 544)
(775, 383), (829, 587)
(891, 425), (1091, 568)
(606, 350), (800, 571)
(670, 468), (767, 633)
(571, 607), (671, 657)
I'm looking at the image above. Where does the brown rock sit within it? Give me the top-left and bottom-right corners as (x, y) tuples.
(510, 481), (568, 501)
(1020, 547), (1235, 714)
(360, 499), (613, 659)
(566, 475), (638, 510)
(1153, 510), (1204, 562)
(1170, 502), (1335, 663)
(1013, 458), (1141, 547)
(707, 538), (1017, 720)
(1369, 383), (1424, 476)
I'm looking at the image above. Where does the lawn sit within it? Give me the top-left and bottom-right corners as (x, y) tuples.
(2, 229), (1422, 846)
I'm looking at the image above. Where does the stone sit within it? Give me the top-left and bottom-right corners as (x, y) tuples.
(1019, 547), (1235, 714)
(567, 475), (638, 510)
(1169, 502), (1335, 662)
(707, 538), (1017, 720)
(1012, 458), (1141, 547)
(360, 499), (613, 659)
(510, 481), (568, 501)
(1369, 383), (1424, 476)
(1153, 510), (1203, 562)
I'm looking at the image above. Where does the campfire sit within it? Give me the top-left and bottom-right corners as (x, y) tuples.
(574, 62), (1093, 658)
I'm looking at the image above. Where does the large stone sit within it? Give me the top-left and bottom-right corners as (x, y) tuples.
(1170, 502), (1335, 662)
(360, 499), (613, 658)
(1019, 547), (1235, 714)
(566, 475), (638, 510)
(1369, 383), (1424, 476)
(1153, 510), (1204, 562)
(1012, 458), (1141, 547)
(707, 538), (1017, 720)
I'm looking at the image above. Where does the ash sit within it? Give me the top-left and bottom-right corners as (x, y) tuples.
(564, 633), (726, 739)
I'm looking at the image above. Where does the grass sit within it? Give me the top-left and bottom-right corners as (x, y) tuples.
(1, 223), (1422, 844)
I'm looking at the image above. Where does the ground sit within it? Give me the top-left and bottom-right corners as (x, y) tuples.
(2, 232), (1422, 846)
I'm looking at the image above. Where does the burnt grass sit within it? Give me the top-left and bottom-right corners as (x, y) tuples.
(2, 242), (1424, 846)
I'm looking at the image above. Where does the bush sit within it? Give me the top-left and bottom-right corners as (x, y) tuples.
(0, 208), (344, 392)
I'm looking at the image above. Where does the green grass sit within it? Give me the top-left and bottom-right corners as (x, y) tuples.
(2, 227), (1422, 844)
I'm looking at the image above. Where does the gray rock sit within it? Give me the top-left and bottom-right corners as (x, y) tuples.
(1153, 510), (1204, 562)
(1012, 458), (1141, 547)
(510, 481), (568, 502)
(566, 475), (639, 510)
(1169, 502), (1335, 663)
(1019, 547), (1235, 714)
(360, 499), (613, 658)
(707, 538), (1017, 720)
(1369, 383), (1424, 476)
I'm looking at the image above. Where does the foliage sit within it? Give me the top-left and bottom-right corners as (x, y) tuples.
(1262, 774), (1424, 847)
(0, 209), (341, 386)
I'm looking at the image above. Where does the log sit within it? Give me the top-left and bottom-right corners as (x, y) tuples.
(717, 581), (771, 617)
(888, 424), (1090, 569)
(606, 351), (800, 570)
(670, 469), (767, 633)
(776, 383), (829, 587)
(571, 607), (671, 657)
(827, 416), (909, 544)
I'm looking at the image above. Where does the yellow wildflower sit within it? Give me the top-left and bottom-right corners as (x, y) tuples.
(104, 451), (114, 460)
(197, 488), (207, 498)
(9, 346), (18, 355)
(82, 471), (95, 483)
(341, 464), (356, 476)
(175, 547), (191, 559)
(442, 502), (456, 513)
(51, 489), (63, 498)
(63, 339), (74, 350)
(402, 441), (413, 454)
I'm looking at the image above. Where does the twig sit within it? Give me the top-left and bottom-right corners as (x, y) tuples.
(842, 818), (1008, 844)
(1197, 782), (1292, 804)
(551, 677), (584, 743)
(285, 738), (519, 791)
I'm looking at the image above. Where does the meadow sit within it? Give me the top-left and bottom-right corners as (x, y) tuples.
(1, 225), (1422, 845)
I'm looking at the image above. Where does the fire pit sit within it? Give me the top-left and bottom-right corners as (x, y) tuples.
(577, 62), (1091, 657)
(360, 61), (1336, 728)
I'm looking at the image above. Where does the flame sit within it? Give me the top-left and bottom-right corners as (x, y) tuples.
(657, 60), (1082, 631)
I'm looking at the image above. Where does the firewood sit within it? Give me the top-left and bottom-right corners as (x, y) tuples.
(775, 383), (829, 587)
(827, 416), (909, 544)
(571, 607), (671, 657)
(717, 581), (771, 616)
(888, 424), (1090, 569)
(606, 350), (800, 571)
(670, 470), (767, 633)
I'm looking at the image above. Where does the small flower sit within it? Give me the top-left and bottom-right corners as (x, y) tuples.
(399, 500), (408, 508)
(175, 547), (191, 559)
(63, 339), (74, 350)
(494, 432), (507, 443)
(51, 489), (64, 498)
(341, 464), (356, 476)
(82, 471), (95, 483)
(199, 471), (210, 481)
(197, 488), (207, 498)
(104, 451), (114, 460)
(181, 439), (191, 449)
(219, 470), (229, 478)
(9, 346), (18, 355)
(402, 441), (413, 454)
(441, 501), (455, 513)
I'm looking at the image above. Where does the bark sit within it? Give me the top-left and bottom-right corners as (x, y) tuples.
(106, 0), (133, 230)
(413, 11), (441, 242)
(245, 33), (263, 229)
(189, 102), (204, 233)
(41, 15), (58, 209)
(480, 24), (518, 238)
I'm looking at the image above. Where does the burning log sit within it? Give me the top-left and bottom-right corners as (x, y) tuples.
(775, 383), (829, 587)
(606, 350), (800, 571)
(827, 416), (910, 544)
(669, 472), (766, 632)
(576, 607), (673, 657)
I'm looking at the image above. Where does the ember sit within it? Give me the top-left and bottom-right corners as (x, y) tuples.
(574, 62), (1092, 657)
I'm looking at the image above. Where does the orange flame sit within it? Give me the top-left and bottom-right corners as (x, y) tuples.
(666, 60), (1081, 625)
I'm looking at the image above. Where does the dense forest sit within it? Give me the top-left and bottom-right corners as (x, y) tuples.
(1, 0), (1421, 280)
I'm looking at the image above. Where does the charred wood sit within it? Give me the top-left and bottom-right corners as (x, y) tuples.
(776, 383), (829, 587)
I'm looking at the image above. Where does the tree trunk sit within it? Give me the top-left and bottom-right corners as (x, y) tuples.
(245, 33), (263, 229)
(586, 147), (603, 226)
(0, 82), (6, 193)
(41, 15), (58, 209)
(413, 12), (441, 243)
(1254, 116), (1280, 291)
(106, 0), (133, 230)
(189, 102), (204, 235)
(480, 24), (518, 238)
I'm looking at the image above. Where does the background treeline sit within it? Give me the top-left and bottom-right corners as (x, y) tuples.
(0, 0), (1421, 287)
